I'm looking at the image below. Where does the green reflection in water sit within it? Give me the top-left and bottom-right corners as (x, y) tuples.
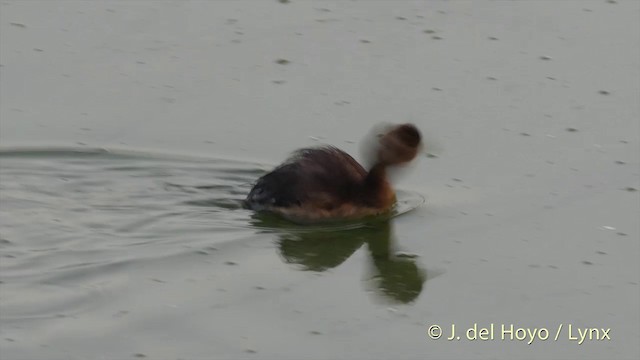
(251, 214), (426, 304)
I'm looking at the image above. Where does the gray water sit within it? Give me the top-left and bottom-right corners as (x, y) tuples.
(0, 144), (638, 360)
(1, 0), (639, 359)
(0, 148), (432, 359)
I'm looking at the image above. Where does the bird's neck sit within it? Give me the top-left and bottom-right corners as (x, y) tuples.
(360, 163), (396, 209)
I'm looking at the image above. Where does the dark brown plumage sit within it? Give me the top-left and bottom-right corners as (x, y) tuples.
(244, 124), (421, 222)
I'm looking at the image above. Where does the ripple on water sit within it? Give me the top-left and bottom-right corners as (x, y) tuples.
(0, 147), (427, 321)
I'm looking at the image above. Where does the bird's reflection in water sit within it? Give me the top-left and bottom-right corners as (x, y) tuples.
(250, 214), (426, 304)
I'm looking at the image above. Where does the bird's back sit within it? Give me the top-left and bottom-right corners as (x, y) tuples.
(244, 146), (368, 212)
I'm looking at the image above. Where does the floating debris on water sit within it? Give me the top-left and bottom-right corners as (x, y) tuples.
(275, 59), (290, 65)
(539, 55), (552, 61)
(582, 261), (593, 265)
(566, 127), (578, 132)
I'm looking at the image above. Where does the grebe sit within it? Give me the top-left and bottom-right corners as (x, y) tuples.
(244, 123), (421, 222)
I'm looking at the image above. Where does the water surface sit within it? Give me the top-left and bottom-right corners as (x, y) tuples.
(1, 147), (432, 359)
(1, 0), (639, 359)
